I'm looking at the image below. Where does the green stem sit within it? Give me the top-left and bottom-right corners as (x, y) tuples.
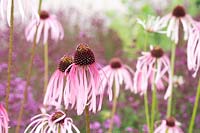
(38, 0), (43, 13)
(43, 43), (48, 95)
(5, 0), (14, 112)
(144, 93), (151, 132)
(150, 78), (157, 133)
(188, 79), (200, 133)
(85, 105), (90, 133)
(166, 42), (176, 117)
(108, 87), (118, 133)
(144, 31), (148, 51)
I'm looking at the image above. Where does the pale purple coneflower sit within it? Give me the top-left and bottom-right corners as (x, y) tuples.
(25, 10), (64, 44)
(0, 104), (9, 133)
(24, 110), (80, 133)
(187, 21), (200, 77)
(64, 44), (103, 115)
(0, 0), (37, 26)
(154, 117), (183, 133)
(134, 46), (172, 99)
(100, 58), (134, 101)
(137, 16), (166, 33)
(43, 55), (73, 108)
(160, 5), (194, 43)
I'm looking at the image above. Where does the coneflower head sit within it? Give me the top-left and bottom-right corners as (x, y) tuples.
(166, 117), (175, 127)
(58, 55), (73, 73)
(40, 10), (50, 19)
(110, 58), (122, 69)
(151, 46), (164, 58)
(172, 5), (186, 18)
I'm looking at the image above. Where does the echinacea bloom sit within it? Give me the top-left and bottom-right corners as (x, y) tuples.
(64, 44), (103, 115)
(187, 21), (200, 77)
(134, 46), (172, 99)
(25, 10), (64, 44)
(137, 16), (166, 33)
(43, 55), (73, 108)
(154, 117), (183, 133)
(24, 110), (80, 133)
(160, 5), (194, 43)
(0, 104), (9, 133)
(0, 0), (37, 26)
(100, 58), (134, 101)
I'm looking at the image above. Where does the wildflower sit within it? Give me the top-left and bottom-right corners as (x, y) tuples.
(187, 21), (200, 77)
(160, 5), (194, 43)
(100, 58), (134, 101)
(25, 10), (64, 44)
(43, 55), (73, 108)
(24, 110), (80, 133)
(0, 104), (9, 133)
(154, 117), (183, 133)
(134, 46), (172, 99)
(0, 0), (37, 26)
(64, 43), (103, 115)
(137, 16), (166, 33)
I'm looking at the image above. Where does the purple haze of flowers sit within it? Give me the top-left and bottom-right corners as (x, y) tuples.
(90, 121), (103, 133)
(103, 114), (121, 129)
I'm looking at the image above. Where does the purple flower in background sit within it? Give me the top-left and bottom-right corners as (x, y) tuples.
(103, 114), (121, 129)
(43, 55), (73, 108)
(187, 21), (200, 77)
(90, 121), (103, 133)
(25, 10), (64, 44)
(0, 104), (9, 133)
(100, 58), (134, 101)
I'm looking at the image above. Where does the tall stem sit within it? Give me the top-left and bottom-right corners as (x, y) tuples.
(150, 83), (157, 133)
(108, 85), (118, 133)
(43, 43), (48, 95)
(38, 0), (43, 13)
(166, 42), (176, 117)
(5, 0), (14, 111)
(144, 93), (151, 132)
(85, 105), (90, 133)
(188, 79), (200, 133)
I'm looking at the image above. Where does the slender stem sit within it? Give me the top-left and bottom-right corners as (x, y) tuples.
(144, 31), (148, 51)
(150, 83), (157, 133)
(108, 86), (118, 133)
(166, 42), (176, 117)
(85, 105), (90, 133)
(38, 0), (43, 13)
(5, 0), (14, 112)
(188, 79), (200, 133)
(144, 93), (151, 132)
(43, 43), (48, 95)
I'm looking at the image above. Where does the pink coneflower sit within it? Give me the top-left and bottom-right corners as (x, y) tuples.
(160, 5), (194, 43)
(24, 110), (80, 133)
(187, 21), (200, 77)
(154, 117), (183, 133)
(64, 44), (103, 115)
(25, 10), (64, 44)
(0, 0), (37, 26)
(100, 58), (134, 101)
(43, 55), (73, 108)
(134, 46), (172, 99)
(0, 104), (9, 133)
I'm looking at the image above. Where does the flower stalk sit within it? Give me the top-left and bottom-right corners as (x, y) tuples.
(144, 93), (151, 132)
(85, 105), (90, 133)
(43, 43), (48, 95)
(5, 0), (14, 111)
(189, 79), (200, 133)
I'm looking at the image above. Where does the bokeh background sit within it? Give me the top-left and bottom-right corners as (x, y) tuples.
(0, 0), (200, 132)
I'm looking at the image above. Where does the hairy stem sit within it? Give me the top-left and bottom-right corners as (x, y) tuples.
(85, 105), (90, 133)
(167, 42), (176, 117)
(188, 79), (200, 133)
(43, 43), (48, 95)
(150, 83), (157, 133)
(144, 93), (151, 132)
(5, 0), (14, 112)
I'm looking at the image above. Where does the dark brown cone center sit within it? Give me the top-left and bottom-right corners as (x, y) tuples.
(51, 111), (65, 124)
(151, 46), (164, 58)
(172, 5), (186, 17)
(110, 58), (122, 69)
(166, 117), (175, 127)
(74, 43), (95, 66)
(58, 56), (73, 73)
(40, 10), (49, 19)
